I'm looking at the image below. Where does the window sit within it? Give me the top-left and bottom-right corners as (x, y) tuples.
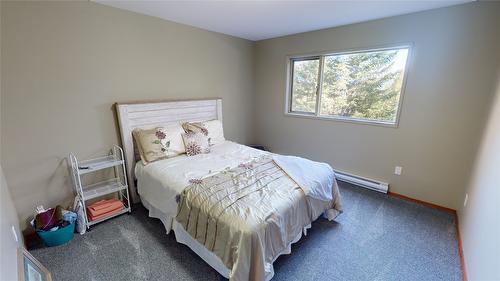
(286, 46), (410, 126)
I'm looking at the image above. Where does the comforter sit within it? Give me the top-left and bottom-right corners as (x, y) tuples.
(176, 155), (342, 281)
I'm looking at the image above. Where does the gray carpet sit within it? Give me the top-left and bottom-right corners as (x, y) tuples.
(30, 182), (462, 281)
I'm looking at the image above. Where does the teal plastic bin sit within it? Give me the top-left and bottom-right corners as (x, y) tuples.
(37, 222), (75, 247)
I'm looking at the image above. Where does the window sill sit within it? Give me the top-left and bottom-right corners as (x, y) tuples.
(284, 112), (399, 128)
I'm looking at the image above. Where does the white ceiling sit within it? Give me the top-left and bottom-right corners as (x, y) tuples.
(94, 0), (472, 41)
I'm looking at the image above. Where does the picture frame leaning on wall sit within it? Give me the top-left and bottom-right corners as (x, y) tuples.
(18, 247), (52, 281)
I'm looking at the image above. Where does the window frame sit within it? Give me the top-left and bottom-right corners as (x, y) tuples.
(284, 44), (412, 127)
(288, 56), (321, 115)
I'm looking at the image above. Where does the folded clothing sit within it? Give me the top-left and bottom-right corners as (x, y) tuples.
(34, 206), (78, 232)
(86, 199), (124, 222)
(87, 207), (124, 222)
(88, 199), (122, 212)
(87, 199), (124, 217)
(35, 208), (57, 231)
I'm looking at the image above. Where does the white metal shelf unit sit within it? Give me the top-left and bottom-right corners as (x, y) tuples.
(69, 145), (131, 230)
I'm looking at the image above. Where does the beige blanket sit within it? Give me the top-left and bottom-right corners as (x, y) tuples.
(176, 156), (342, 281)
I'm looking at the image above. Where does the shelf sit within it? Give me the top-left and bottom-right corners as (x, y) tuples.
(81, 178), (128, 200)
(78, 155), (123, 175)
(70, 145), (131, 230)
(87, 207), (130, 226)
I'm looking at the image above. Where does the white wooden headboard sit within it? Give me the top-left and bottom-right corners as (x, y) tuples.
(115, 98), (223, 203)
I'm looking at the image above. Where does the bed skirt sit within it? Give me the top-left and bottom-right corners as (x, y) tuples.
(140, 195), (311, 281)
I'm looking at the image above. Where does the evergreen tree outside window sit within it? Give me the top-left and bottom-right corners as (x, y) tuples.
(290, 58), (320, 113)
(287, 46), (410, 126)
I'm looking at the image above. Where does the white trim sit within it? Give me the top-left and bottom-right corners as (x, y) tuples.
(315, 56), (325, 117)
(285, 112), (399, 128)
(284, 43), (413, 128)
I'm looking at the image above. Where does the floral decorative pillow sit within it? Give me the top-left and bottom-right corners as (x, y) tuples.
(182, 120), (225, 146)
(132, 124), (185, 164)
(182, 132), (210, 156)
(182, 122), (208, 135)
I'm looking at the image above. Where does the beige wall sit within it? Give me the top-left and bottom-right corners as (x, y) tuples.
(254, 2), (500, 209)
(458, 70), (500, 281)
(2, 0), (499, 230)
(0, 1), (256, 226)
(1, 2), (23, 280)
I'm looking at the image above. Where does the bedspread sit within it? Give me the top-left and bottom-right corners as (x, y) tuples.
(176, 156), (342, 281)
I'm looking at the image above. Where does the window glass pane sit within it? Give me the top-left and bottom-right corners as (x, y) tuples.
(320, 48), (409, 123)
(290, 58), (320, 113)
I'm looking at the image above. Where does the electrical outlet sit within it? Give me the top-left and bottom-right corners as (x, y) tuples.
(394, 166), (402, 175)
(464, 193), (469, 207)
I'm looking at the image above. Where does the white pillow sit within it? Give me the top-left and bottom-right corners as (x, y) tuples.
(182, 120), (225, 146)
(204, 120), (225, 146)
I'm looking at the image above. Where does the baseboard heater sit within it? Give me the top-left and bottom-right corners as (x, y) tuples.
(333, 170), (389, 193)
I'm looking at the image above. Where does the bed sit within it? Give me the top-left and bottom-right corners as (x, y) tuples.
(116, 99), (343, 281)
